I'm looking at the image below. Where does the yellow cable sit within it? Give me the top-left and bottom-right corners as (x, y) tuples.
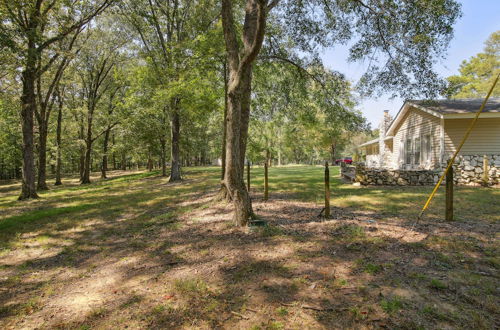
(418, 73), (500, 220)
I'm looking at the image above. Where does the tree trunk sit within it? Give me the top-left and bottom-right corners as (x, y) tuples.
(224, 65), (254, 226)
(148, 153), (153, 171)
(81, 141), (92, 184)
(37, 125), (49, 190)
(238, 68), (252, 174)
(220, 0), (268, 225)
(19, 58), (39, 200)
(112, 134), (117, 170)
(121, 152), (126, 171)
(169, 101), (182, 182)
(221, 60), (228, 180)
(78, 117), (85, 180)
(331, 142), (336, 165)
(55, 93), (63, 186)
(160, 137), (167, 177)
(81, 108), (94, 184)
(101, 128), (110, 178)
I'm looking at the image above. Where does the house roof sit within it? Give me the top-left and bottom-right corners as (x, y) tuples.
(358, 98), (500, 148)
(409, 98), (500, 115)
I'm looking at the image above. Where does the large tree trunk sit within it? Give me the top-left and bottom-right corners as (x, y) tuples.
(37, 124), (49, 190)
(55, 98), (63, 186)
(221, 60), (228, 180)
(221, 0), (267, 226)
(169, 100), (182, 182)
(238, 68), (252, 174)
(19, 58), (39, 200)
(101, 128), (111, 178)
(224, 69), (253, 225)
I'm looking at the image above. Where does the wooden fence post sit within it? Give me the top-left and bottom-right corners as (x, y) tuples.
(325, 161), (330, 218)
(445, 160), (453, 221)
(247, 160), (250, 192)
(264, 161), (269, 201)
(483, 155), (489, 186)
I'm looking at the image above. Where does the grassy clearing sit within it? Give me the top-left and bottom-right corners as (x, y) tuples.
(0, 166), (498, 329)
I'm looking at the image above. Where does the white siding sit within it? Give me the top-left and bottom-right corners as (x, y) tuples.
(391, 106), (442, 169)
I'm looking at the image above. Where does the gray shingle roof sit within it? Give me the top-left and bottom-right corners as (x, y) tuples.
(410, 98), (500, 114)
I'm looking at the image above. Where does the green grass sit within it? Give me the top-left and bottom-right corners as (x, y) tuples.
(247, 165), (499, 222)
(0, 166), (498, 329)
(380, 296), (404, 314)
(0, 204), (95, 231)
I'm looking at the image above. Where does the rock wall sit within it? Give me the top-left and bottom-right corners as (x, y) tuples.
(453, 155), (499, 186)
(352, 154), (500, 186)
(354, 165), (440, 186)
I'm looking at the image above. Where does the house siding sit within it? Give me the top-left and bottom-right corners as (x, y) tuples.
(444, 118), (500, 156)
(391, 106), (442, 169)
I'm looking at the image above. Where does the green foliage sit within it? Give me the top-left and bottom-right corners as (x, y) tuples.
(446, 31), (500, 98)
(249, 62), (365, 165)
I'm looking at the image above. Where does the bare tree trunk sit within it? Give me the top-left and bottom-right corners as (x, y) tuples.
(78, 116), (85, 180)
(81, 108), (94, 184)
(331, 142), (336, 165)
(169, 101), (182, 182)
(224, 84), (252, 225)
(82, 142), (92, 183)
(37, 125), (49, 190)
(160, 137), (167, 177)
(19, 59), (39, 200)
(148, 152), (153, 171)
(101, 128), (110, 178)
(55, 90), (63, 185)
(221, 0), (268, 225)
(221, 60), (228, 180)
(121, 152), (126, 171)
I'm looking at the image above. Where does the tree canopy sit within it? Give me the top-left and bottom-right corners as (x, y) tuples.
(446, 30), (500, 98)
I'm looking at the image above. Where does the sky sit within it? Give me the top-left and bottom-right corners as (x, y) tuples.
(320, 0), (500, 128)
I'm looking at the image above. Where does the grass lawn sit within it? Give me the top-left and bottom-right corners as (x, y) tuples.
(0, 166), (498, 329)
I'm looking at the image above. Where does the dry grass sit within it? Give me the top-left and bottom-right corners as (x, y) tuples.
(0, 166), (498, 329)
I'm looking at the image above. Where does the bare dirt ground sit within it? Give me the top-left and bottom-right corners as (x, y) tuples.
(0, 167), (498, 329)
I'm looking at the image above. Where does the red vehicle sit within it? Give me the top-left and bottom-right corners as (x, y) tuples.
(335, 157), (353, 165)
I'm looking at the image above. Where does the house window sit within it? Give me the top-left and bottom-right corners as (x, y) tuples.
(422, 135), (432, 163)
(405, 138), (412, 164)
(414, 137), (421, 165)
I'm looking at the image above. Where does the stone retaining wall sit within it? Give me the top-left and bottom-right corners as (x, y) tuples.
(351, 154), (499, 186)
(354, 165), (440, 186)
(453, 155), (499, 186)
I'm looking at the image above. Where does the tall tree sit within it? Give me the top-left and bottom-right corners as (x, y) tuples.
(220, 0), (461, 226)
(76, 26), (123, 184)
(35, 29), (82, 190)
(0, 0), (112, 199)
(122, 0), (219, 182)
(446, 31), (500, 98)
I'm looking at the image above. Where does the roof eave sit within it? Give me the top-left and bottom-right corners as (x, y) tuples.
(443, 112), (500, 119)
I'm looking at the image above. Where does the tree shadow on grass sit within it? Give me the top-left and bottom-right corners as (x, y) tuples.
(0, 167), (498, 329)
